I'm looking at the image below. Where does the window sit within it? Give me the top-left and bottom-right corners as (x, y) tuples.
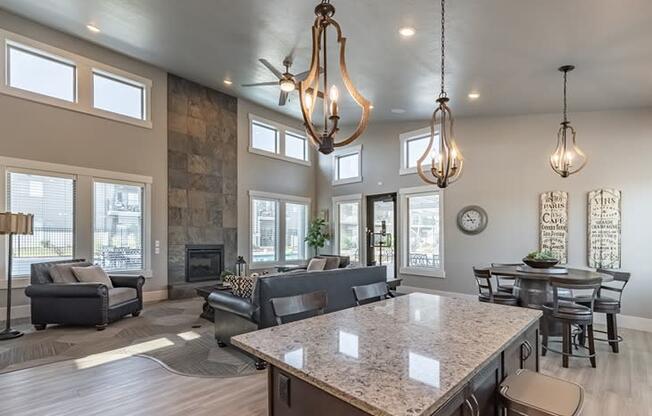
(0, 29), (152, 128)
(93, 181), (144, 272)
(7, 43), (76, 102)
(7, 171), (75, 276)
(399, 128), (438, 175)
(399, 186), (444, 278)
(250, 191), (310, 265)
(93, 71), (145, 120)
(332, 145), (362, 185)
(248, 114), (310, 165)
(333, 195), (362, 264)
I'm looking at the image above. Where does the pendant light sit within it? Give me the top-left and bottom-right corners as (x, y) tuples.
(417, 0), (463, 189)
(550, 65), (587, 177)
(298, 0), (371, 155)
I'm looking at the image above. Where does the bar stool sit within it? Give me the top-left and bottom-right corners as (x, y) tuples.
(500, 369), (584, 415)
(352, 281), (390, 305)
(270, 290), (328, 325)
(473, 267), (519, 306)
(491, 262), (522, 294)
(589, 269), (630, 353)
(541, 276), (601, 368)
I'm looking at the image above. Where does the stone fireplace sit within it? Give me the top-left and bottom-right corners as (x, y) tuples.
(167, 74), (237, 299)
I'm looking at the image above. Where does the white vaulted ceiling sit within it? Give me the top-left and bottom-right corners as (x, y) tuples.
(0, 0), (651, 122)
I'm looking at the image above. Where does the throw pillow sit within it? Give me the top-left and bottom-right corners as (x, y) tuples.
(49, 261), (92, 283)
(71, 265), (114, 288)
(229, 276), (256, 298)
(321, 256), (340, 270)
(306, 258), (327, 271)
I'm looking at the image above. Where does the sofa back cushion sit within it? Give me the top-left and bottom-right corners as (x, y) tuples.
(48, 261), (93, 284)
(317, 256), (341, 270)
(253, 266), (387, 328)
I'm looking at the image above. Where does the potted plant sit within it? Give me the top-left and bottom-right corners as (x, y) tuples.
(305, 217), (330, 256)
(523, 250), (559, 269)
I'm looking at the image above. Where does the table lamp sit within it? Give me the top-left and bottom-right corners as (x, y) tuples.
(0, 212), (34, 340)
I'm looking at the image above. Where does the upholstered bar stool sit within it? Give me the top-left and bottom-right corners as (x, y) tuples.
(500, 369), (584, 416)
(589, 269), (630, 353)
(541, 276), (601, 368)
(473, 267), (519, 306)
(491, 262), (522, 294)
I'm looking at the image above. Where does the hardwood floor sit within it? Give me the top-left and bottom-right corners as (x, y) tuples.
(0, 315), (649, 415)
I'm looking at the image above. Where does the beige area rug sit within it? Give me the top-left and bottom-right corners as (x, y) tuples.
(0, 299), (258, 377)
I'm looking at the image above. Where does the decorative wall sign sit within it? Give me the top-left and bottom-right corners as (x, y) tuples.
(588, 189), (622, 269)
(539, 191), (569, 264)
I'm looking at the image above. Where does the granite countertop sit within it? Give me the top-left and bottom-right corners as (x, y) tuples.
(232, 292), (542, 416)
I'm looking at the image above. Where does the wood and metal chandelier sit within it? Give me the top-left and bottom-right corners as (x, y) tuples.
(550, 65), (587, 178)
(298, 0), (371, 155)
(417, 0), (463, 189)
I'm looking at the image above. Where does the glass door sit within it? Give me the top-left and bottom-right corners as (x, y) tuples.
(366, 193), (397, 280)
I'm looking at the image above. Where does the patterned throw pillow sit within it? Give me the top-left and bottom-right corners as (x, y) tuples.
(228, 276), (256, 298)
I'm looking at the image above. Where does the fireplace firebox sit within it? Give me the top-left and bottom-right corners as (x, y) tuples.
(185, 245), (224, 282)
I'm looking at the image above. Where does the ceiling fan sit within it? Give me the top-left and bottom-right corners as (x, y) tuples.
(242, 57), (322, 106)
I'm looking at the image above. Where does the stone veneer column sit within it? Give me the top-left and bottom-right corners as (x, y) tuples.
(167, 74), (238, 298)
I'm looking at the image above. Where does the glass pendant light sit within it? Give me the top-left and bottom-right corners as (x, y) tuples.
(416, 0), (463, 189)
(550, 65), (587, 177)
(298, 0), (371, 155)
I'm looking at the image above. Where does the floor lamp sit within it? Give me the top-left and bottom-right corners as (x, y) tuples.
(0, 212), (33, 341)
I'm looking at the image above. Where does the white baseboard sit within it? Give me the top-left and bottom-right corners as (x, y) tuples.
(0, 304), (30, 321)
(399, 285), (652, 333)
(143, 289), (168, 303)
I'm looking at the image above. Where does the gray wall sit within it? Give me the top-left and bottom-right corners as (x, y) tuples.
(237, 99), (318, 267)
(317, 109), (652, 320)
(0, 10), (168, 309)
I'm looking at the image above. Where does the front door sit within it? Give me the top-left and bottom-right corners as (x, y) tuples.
(366, 193), (397, 280)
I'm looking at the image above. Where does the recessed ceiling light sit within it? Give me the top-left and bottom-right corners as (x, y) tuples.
(86, 24), (101, 33)
(468, 92), (480, 100)
(399, 27), (416, 37)
(391, 108), (406, 114)
(223, 79), (233, 86)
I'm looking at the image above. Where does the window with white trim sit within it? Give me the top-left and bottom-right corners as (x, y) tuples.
(248, 114), (310, 165)
(399, 186), (444, 278)
(332, 145), (362, 185)
(7, 170), (75, 276)
(93, 180), (145, 272)
(250, 191), (310, 265)
(333, 194), (362, 264)
(0, 29), (152, 127)
(399, 127), (438, 175)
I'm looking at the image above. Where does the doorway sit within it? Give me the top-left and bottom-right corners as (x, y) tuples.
(366, 193), (397, 280)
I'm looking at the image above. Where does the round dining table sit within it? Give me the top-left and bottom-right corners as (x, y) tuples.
(488, 265), (612, 310)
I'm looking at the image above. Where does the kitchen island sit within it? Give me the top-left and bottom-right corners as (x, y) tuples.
(232, 292), (542, 416)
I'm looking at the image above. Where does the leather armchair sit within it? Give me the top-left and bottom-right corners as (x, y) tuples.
(25, 259), (145, 330)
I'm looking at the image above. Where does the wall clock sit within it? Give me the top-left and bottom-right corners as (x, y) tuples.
(457, 205), (488, 235)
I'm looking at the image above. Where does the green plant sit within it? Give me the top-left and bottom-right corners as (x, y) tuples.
(526, 250), (557, 260)
(220, 270), (235, 280)
(305, 217), (330, 254)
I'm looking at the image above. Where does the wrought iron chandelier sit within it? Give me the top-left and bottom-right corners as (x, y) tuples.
(298, 0), (371, 155)
(417, 0), (463, 189)
(550, 65), (587, 178)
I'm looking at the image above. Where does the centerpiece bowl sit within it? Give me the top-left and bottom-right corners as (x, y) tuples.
(522, 257), (560, 269)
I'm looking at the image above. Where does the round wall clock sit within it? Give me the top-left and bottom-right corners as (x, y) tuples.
(457, 205), (488, 235)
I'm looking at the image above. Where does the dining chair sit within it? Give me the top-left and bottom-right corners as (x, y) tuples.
(587, 269), (631, 353)
(473, 267), (519, 306)
(541, 276), (601, 368)
(490, 262), (522, 294)
(352, 281), (390, 305)
(270, 290), (328, 325)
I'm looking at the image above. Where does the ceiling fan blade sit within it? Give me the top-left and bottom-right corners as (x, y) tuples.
(279, 90), (289, 106)
(294, 67), (324, 81)
(241, 81), (279, 87)
(259, 58), (283, 79)
(306, 87), (325, 99)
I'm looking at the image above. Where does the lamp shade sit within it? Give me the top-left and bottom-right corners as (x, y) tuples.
(0, 212), (34, 235)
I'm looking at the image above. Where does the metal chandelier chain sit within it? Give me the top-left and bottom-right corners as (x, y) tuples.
(440, 0), (446, 97)
(563, 69), (568, 123)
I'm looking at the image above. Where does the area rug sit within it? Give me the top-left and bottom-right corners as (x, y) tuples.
(0, 299), (258, 377)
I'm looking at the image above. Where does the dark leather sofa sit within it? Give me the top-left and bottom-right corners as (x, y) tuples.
(25, 259), (145, 330)
(207, 265), (387, 349)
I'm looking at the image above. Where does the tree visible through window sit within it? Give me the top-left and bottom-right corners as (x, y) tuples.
(93, 181), (144, 272)
(8, 171), (75, 276)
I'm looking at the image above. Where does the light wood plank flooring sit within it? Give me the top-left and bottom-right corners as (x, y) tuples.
(0, 323), (649, 415)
